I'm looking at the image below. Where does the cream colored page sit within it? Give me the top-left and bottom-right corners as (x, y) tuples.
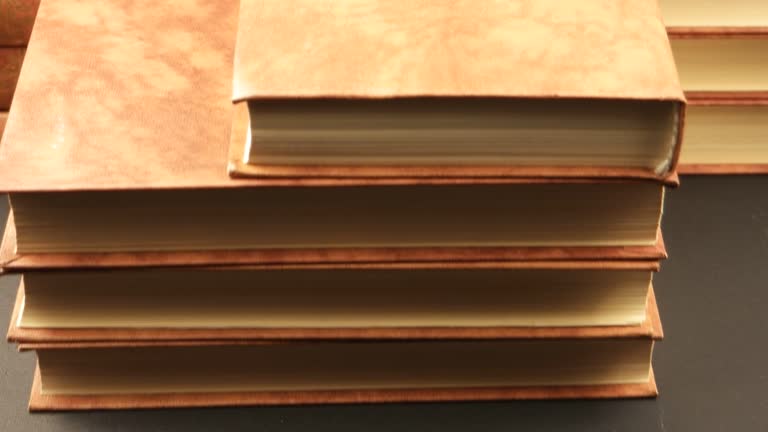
(21, 269), (651, 328)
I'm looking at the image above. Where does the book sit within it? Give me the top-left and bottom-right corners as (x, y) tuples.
(0, 0), (39, 46)
(0, 0), (676, 256)
(669, 33), (768, 94)
(230, 0), (685, 180)
(0, 47), (23, 109)
(667, 25), (768, 173)
(0, 212), (670, 270)
(6, 178), (670, 253)
(21, 333), (661, 410)
(7, 265), (661, 339)
(26, 365), (659, 411)
(677, 98), (768, 173)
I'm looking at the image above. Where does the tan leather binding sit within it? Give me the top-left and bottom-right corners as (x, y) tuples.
(0, 213), (668, 271)
(230, 0), (685, 180)
(7, 279), (663, 342)
(0, 0), (39, 46)
(234, 0), (681, 100)
(0, 47), (23, 109)
(27, 365), (657, 411)
(0, 0), (242, 192)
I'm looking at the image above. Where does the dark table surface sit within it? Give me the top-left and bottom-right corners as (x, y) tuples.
(1, 176), (767, 431)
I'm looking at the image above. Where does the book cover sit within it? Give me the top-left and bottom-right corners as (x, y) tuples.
(230, 0), (685, 181)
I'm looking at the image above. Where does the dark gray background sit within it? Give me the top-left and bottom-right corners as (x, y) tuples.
(1, 176), (767, 431)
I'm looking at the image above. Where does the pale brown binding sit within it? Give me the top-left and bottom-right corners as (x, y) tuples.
(0, 214), (669, 271)
(7, 281), (663, 343)
(234, 1), (682, 101)
(27, 365), (657, 411)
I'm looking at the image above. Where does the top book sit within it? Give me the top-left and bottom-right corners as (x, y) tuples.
(231, 0), (685, 180)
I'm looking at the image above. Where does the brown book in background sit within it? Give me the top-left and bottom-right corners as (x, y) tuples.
(663, 0), (768, 173)
(230, 0), (685, 181)
(0, 0), (40, 46)
(675, 96), (768, 174)
(0, 47), (23, 109)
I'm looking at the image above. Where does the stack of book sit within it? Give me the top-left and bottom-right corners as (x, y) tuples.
(0, 0), (685, 411)
(662, 0), (768, 172)
(0, 0), (40, 137)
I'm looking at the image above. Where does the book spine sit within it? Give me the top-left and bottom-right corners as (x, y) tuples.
(0, 47), (23, 109)
(0, 0), (40, 46)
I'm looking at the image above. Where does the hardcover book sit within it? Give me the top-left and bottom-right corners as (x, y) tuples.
(0, 213), (670, 270)
(667, 21), (768, 173)
(677, 98), (768, 173)
(21, 331), (662, 410)
(230, 0), (685, 180)
(669, 33), (768, 94)
(7, 266), (662, 341)
(26, 365), (659, 411)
